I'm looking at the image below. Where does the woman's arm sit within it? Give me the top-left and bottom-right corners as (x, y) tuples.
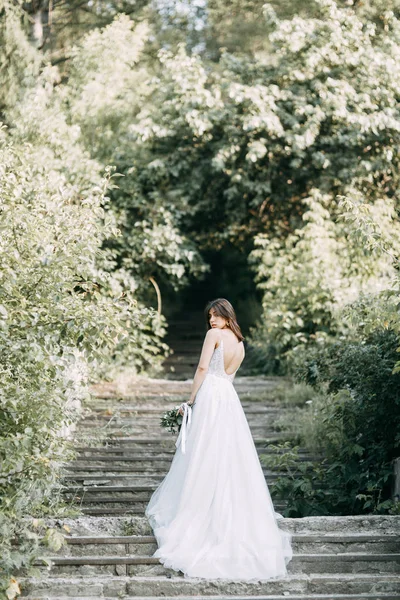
(187, 329), (219, 405)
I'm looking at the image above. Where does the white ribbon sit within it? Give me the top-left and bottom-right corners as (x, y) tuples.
(175, 402), (193, 454)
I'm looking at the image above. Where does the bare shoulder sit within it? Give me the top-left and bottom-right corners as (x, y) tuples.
(204, 328), (220, 344)
(205, 328), (219, 339)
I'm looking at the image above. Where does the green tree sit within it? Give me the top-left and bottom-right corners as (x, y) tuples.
(0, 6), (168, 593)
(0, 0), (40, 115)
(248, 190), (400, 370)
(63, 15), (209, 303)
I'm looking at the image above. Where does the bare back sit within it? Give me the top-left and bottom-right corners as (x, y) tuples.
(215, 330), (245, 375)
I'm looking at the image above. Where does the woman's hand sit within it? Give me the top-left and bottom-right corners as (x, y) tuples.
(177, 401), (194, 416)
(176, 403), (186, 416)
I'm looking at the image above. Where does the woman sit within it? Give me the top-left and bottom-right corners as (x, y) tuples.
(145, 298), (293, 581)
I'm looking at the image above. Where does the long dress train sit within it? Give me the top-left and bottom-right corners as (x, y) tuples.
(145, 338), (293, 581)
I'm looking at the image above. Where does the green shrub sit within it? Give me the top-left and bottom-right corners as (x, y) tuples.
(264, 329), (400, 516)
(249, 192), (400, 372)
(0, 70), (166, 594)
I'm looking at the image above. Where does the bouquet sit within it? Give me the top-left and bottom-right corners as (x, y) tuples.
(160, 405), (185, 434)
(160, 402), (194, 454)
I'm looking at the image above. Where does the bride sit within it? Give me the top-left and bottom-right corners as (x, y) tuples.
(145, 297), (293, 581)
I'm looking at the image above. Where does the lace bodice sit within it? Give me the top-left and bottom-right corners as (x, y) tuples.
(207, 339), (239, 383)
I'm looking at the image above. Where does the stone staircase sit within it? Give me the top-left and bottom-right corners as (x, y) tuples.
(19, 348), (400, 598)
(161, 309), (207, 379)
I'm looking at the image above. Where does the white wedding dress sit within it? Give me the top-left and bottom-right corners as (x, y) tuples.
(145, 338), (293, 581)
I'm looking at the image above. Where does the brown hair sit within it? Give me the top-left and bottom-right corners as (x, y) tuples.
(204, 298), (245, 342)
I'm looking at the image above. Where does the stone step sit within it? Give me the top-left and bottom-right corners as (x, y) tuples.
(81, 409), (281, 418)
(74, 446), (313, 457)
(87, 394), (283, 407)
(162, 342), (222, 350)
(162, 356), (199, 365)
(71, 436), (285, 446)
(75, 431), (284, 448)
(67, 459), (176, 469)
(62, 472), (283, 492)
(162, 364), (197, 372)
(162, 373), (202, 381)
(72, 442), (269, 451)
(64, 466), (174, 474)
(163, 343), (201, 351)
(55, 537), (158, 557)
(163, 340), (203, 348)
(90, 386), (284, 396)
(43, 533), (400, 558)
(79, 427), (284, 437)
(85, 402), (282, 410)
(88, 376), (283, 398)
(78, 507), (151, 516)
(162, 358), (198, 367)
(35, 553), (400, 576)
(71, 454), (314, 466)
(42, 515), (399, 536)
(19, 595), (400, 600)
(161, 347), (202, 355)
(73, 434), (291, 445)
(66, 494), (153, 504)
(64, 485), (156, 494)
(72, 438), (181, 447)
(67, 451), (290, 464)
(62, 465), (285, 477)
(84, 407), (283, 416)
(77, 503), (288, 515)
(89, 403), (281, 412)
(87, 392), (283, 401)
(83, 415), (282, 423)
(78, 448), (182, 455)
(65, 457), (290, 471)
(87, 402), (282, 410)
(67, 494), (153, 504)
(88, 385), (280, 399)
(73, 454), (176, 461)
(19, 573), (400, 597)
(162, 367), (198, 377)
(74, 432), (288, 444)
(62, 475), (165, 484)
(76, 424), (285, 435)
(72, 444), (309, 457)
(81, 418), (281, 428)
